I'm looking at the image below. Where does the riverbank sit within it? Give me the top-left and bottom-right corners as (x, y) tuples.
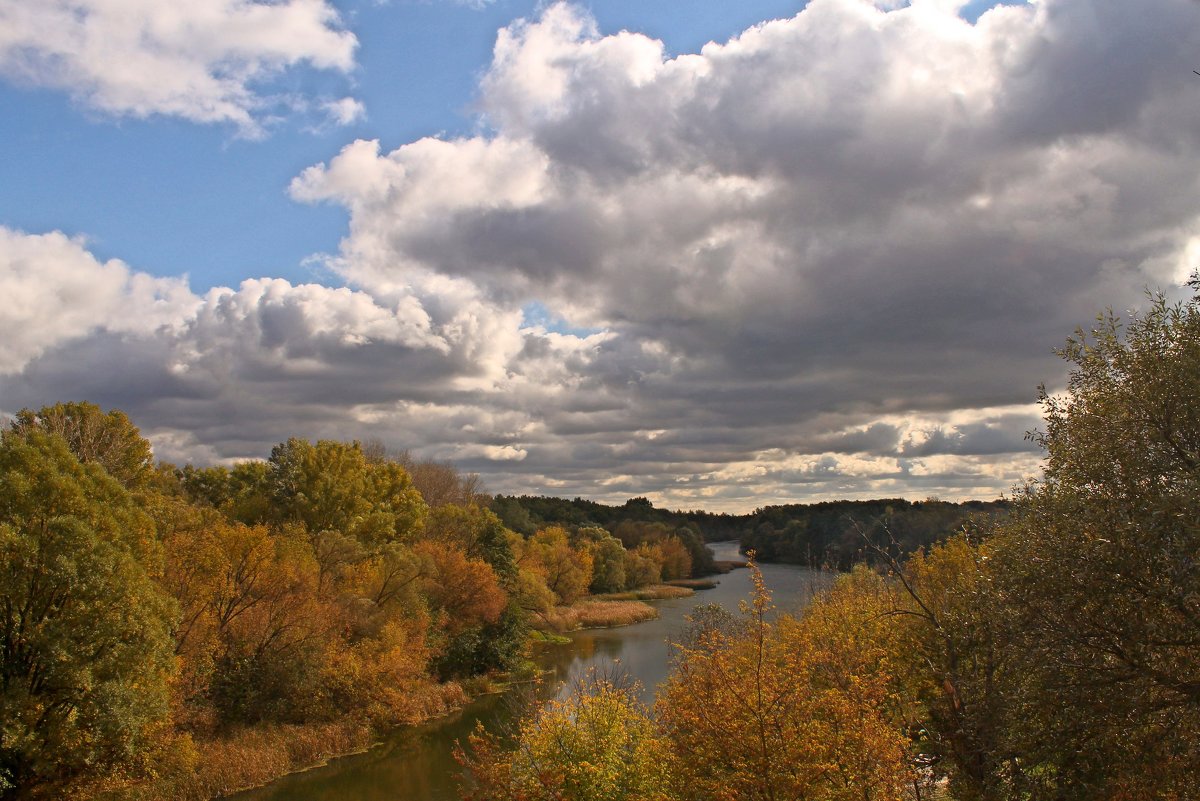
(115, 680), (473, 801)
(535, 583), (699, 631)
(219, 541), (824, 801)
(199, 586), (701, 799)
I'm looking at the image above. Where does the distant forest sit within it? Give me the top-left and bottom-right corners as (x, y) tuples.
(490, 494), (1008, 569)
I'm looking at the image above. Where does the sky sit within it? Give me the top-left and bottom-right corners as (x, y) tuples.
(1, 0), (1199, 513)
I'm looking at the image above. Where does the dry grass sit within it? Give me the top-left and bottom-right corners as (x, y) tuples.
(713, 559), (748, 573)
(667, 578), (718, 590)
(117, 682), (472, 801)
(157, 719), (376, 801)
(541, 599), (660, 631)
(596, 585), (696, 601)
(574, 599), (660, 628)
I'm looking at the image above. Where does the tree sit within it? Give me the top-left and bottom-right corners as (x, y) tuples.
(889, 535), (1015, 801)
(424, 504), (517, 586)
(459, 677), (674, 801)
(0, 430), (175, 798)
(266, 438), (426, 546)
(587, 534), (627, 594)
(623, 545), (662, 589)
(650, 537), (692, 581)
(9, 402), (155, 490)
(418, 541), (508, 679)
(674, 525), (716, 576)
(527, 527), (593, 604)
(403, 457), (482, 508)
(658, 562), (911, 801)
(984, 295), (1200, 798)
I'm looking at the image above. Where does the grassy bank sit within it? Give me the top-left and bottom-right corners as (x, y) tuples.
(595, 584), (697, 601)
(85, 682), (472, 801)
(541, 599), (659, 630)
(535, 584), (701, 632)
(667, 577), (718, 590)
(142, 587), (691, 799)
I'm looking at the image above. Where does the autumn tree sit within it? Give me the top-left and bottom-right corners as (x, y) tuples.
(0, 430), (175, 798)
(985, 295), (1200, 798)
(659, 562), (910, 801)
(623, 544), (662, 589)
(417, 541), (508, 679)
(424, 503), (518, 585)
(266, 438), (426, 547)
(204, 528), (335, 725)
(650, 537), (692, 581)
(9, 401), (155, 490)
(459, 677), (675, 801)
(527, 527), (593, 604)
(886, 535), (1015, 801)
(405, 457), (482, 508)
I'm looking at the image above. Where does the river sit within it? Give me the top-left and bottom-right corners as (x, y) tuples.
(229, 542), (827, 801)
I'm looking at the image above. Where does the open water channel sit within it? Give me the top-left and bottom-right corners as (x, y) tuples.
(229, 542), (828, 801)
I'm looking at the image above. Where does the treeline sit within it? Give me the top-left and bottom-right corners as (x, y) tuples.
(491, 494), (746, 543)
(492, 493), (1007, 569)
(0, 404), (712, 801)
(742, 497), (1009, 569)
(460, 294), (1200, 801)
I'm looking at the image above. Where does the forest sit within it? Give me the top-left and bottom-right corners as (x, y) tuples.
(0, 405), (715, 800)
(3, 295), (1199, 801)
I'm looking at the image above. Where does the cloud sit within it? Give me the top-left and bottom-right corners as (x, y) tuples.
(0, 229), (199, 373)
(321, 96), (366, 127)
(5, 0), (1200, 510)
(0, 0), (358, 135)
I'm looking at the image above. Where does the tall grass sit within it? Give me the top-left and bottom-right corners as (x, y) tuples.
(543, 600), (659, 631)
(596, 585), (697, 601)
(93, 682), (472, 801)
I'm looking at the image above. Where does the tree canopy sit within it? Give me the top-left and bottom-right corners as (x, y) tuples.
(0, 429), (175, 798)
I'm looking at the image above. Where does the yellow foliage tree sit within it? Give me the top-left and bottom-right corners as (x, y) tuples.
(658, 562), (911, 801)
(527, 526), (594, 604)
(459, 677), (675, 801)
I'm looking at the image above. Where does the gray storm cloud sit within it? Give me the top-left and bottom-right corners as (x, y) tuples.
(3, 0), (1200, 510)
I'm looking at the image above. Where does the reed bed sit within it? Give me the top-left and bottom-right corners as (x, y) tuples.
(666, 578), (718, 590)
(595, 584), (696, 601)
(541, 599), (660, 631)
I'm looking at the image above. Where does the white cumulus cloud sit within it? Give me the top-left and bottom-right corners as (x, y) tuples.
(5, 0), (1200, 510)
(0, 0), (358, 135)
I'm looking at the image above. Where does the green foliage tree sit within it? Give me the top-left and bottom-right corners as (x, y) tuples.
(267, 438), (426, 546)
(10, 401), (155, 490)
(986, 295), (1200, 798)
(585, 532), (627, 594)
(179, 461), (272, 524)
(0, 431), (175, 798)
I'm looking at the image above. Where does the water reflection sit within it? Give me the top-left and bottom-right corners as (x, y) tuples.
(229, 542), (828, 801)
